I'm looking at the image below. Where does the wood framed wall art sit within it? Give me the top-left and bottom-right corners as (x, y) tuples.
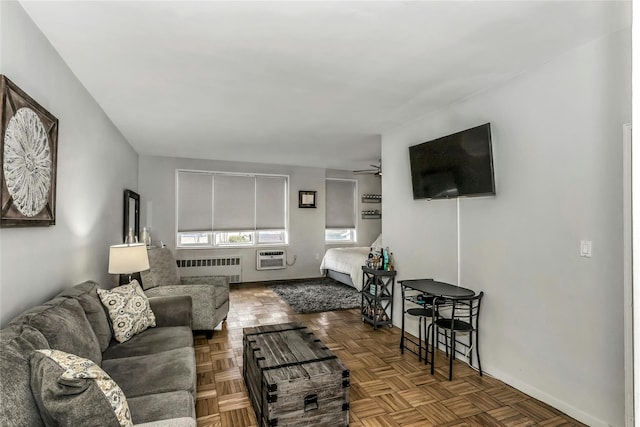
(299, 190), (317, 208)
(0, 75), (58, 227)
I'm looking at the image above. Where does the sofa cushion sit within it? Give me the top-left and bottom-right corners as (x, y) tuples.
(98, 281), (156, 343)
(128, 391), (195, 424)
(101, 347), (196, 398)
(56, 281), (113, 351)
(102, 326), (194, 360)
(141, 248), (181, 289)
(139, 267), (157, 291)
(148, 296), (193, 328)
(8, 297), (68, 324)
(0, 324), (49, 427)
(25, 297), (103, 365)
(30, 349), (132, 427)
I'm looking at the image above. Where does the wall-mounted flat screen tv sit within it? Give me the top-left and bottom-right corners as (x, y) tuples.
(409, 123), (495, 200)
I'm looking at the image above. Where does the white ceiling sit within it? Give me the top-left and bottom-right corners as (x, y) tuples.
(20, 1), (631, 171)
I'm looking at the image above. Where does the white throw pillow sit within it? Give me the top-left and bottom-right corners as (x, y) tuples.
(97, 280), (156, 343)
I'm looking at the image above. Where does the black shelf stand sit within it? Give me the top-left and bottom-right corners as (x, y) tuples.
(361, 266), (396, 330)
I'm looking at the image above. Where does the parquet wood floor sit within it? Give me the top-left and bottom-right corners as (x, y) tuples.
(194, 283), (585, 427)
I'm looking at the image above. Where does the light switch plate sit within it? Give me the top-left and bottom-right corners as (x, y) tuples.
(580, 240), (592, 257)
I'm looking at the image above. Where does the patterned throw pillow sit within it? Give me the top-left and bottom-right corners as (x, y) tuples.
(97, 280), (156, 343)
(30, 349), (133, 427)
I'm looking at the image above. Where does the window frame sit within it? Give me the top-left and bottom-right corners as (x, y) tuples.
(176, 170), (289, 249)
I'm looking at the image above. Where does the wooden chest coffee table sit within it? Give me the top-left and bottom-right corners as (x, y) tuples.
(243, 322), (350, 427)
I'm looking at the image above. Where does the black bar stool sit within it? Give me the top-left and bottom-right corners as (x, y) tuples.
(405, 307), (434, 362)
(433, 292), (484, 380)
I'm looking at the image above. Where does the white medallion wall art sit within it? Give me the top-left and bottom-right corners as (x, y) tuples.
(0, 75), (58, 227)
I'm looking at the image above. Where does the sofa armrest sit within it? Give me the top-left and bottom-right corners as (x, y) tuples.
(148, 296), (192, 328)
(146, 285), (217, 331)
(179, 276), (229, 310)
(134, 418), (196, 427)
(147, 285), (215, 303)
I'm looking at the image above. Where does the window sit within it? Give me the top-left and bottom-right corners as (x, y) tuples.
(177, 231), (212, 247)
(177, 171), (288, 248)
(325, 178), (357, 243)
(215, 231), (253, 246)
(325, 228), (356, 243)
(257, 230), (287, 244)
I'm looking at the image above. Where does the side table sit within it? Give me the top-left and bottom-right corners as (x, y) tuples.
(361, 266), (396, 330)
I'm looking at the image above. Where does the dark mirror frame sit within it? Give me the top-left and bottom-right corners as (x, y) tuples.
(123, 189), (140, 243)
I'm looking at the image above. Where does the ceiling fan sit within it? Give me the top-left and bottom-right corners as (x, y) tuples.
(353, 161), (382, 176)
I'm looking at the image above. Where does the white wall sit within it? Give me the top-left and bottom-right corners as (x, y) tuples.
(138, 156), (381, 283)
(0, 2), (138, 326)
(382, 28), (630, 427)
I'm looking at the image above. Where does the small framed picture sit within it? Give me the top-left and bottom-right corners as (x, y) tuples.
(299, 191), (317, 208)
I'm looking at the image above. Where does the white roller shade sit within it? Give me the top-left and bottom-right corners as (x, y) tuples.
(214, 175), (256, 230)
(177, 171), (213, 232)
(256, 176), (286, 230)
(326, 179), (356, 228)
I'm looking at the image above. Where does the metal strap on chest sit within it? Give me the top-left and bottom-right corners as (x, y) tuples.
(260, 355), (338, 371)
(244, 325), (307, 338)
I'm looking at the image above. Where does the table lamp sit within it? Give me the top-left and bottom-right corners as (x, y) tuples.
(108, 243), (150, 284)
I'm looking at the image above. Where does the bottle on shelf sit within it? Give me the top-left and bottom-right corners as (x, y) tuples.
(388, 252), (394, 271)
(368, 248), (374, 259)
(383, 247), (390, 270)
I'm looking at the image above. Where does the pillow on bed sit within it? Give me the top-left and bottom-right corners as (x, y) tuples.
(371, 234), (382, 248)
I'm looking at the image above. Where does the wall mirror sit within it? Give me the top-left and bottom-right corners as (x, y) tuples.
(123, 189), (140, 243)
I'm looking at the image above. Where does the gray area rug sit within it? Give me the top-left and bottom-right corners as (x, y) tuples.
(268, 278), (361, 314)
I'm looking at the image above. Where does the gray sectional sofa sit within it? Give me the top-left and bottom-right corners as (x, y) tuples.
(0, 281), (198, 426)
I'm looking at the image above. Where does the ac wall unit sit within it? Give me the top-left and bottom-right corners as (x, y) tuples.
(256, 250), (286, 270)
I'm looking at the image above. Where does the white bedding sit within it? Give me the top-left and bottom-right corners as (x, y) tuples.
(320, 247), (370, 291)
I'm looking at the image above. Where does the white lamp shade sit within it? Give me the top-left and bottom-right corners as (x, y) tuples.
(108, 243), (150, 275)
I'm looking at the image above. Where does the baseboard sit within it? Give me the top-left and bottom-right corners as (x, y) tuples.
(486, 366), (609, 427)
(390, 313), (612, 426)
(231, 276), (325, 287)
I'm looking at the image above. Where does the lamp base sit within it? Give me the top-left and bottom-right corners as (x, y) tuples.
(119, 272), (142, 286)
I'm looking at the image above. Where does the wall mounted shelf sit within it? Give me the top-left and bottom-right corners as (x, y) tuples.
(362, 194), (382, 203)
(362, 210), (381, 219)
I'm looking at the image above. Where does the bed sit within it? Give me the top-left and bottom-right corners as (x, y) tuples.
(320, 235), (382, 292)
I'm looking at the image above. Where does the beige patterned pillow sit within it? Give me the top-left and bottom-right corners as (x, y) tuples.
(97, 280), (156, 343)
(31, 349), (132, 426)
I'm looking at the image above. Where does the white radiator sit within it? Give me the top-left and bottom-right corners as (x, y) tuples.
(176, 256), (242, 283)
(256, 250), (286, 270)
